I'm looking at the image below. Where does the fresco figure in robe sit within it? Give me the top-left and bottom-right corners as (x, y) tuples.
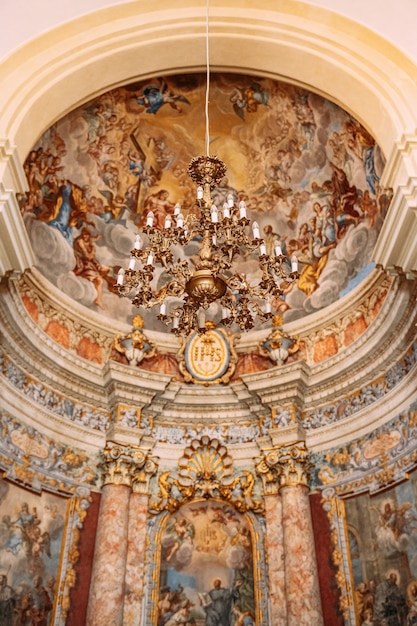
(0, 575), (15, 626)
(201, 578), (242, 626)
(47, 180), (89, 244)
(73, 228), (112, 308)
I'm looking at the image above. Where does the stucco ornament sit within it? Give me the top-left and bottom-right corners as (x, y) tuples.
(177, 322), (238, 384)
(149, 436), (263, 513)
(113, 314), (156, 366)
(259, 314), (301, 365)
(100, 441), (158, 492)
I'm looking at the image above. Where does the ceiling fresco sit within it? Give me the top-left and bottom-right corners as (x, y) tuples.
(19, 73), (388, 333)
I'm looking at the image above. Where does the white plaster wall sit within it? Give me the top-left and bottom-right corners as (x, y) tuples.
(1, 0), (417, 66)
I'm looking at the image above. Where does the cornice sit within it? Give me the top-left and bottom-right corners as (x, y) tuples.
(242, 271), (417, 407)
(0, 248), (416, 455)
(0, 377), (105, 452)
(307, 364), (417, 452)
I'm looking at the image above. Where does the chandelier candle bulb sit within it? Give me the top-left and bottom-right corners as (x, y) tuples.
(146, 252), (154, 266)
(146, 211), (154, 227)
(117, 268), (125, 285)
(198, 310), (206, 329)
(116, 154), (300, 335)
(222, 307), (230, 319)
(291, 255), (298, 272)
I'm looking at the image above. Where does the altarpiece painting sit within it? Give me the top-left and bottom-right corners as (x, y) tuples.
(344, 471), (417, 625)
(0, 475), (67, 625)
(156, 500), (256, 626)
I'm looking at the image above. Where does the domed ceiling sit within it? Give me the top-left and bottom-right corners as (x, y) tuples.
(20, 72), (387, 333)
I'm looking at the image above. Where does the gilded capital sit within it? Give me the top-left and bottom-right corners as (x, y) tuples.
(131, 455), (158, 494)
(256, 441), (312, 494)
(100, 441), (158, 490)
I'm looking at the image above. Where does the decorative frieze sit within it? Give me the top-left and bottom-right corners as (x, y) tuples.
(16, 271), (115, 363)
(0, 409), (99, 491)
(310, 399), (417, 493)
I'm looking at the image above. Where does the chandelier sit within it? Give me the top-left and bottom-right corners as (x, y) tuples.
(115, 4), (299, 337)
(115, 156), (299, 336)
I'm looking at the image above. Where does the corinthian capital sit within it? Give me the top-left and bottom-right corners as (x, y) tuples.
(256, 441), (312, 494)
(100, 441), (157, 490)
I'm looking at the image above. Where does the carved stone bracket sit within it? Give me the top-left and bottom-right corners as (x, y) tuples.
(149, 435), (263, 514)
(256, 441), (312, 495)
(100, 441), (158, 492)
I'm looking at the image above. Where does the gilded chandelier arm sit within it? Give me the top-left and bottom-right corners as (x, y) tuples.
(115, 155), (299, 336)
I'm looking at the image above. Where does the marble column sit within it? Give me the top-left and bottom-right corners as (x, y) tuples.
(257, 441), (324, 626)
(86, 442), (141, 626)
(264, 493), (287, 625)
(123, 455), (157, 626)
(281, 481), (323, 626)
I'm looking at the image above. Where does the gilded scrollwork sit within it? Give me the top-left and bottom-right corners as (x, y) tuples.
(0, 410), (99, 490)
(57, 487), (93, 622)
(149, 436), (263, 513)
(319, 490), (355, 622)
(258, 314), (303, 365)
(177, 323), (238, 385)
(131, 456), (159, 494)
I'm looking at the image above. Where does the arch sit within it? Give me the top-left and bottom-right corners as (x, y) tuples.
(144, 500), (267, 626)
(0, 0), (417, 161)
(1, 1), (417, 276)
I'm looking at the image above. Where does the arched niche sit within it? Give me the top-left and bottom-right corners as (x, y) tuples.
(144, 499), (268, 626)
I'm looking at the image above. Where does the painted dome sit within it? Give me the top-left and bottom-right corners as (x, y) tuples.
(21, 72), (387, 333)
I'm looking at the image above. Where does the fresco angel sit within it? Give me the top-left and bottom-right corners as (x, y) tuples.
(372, 499), (417, 556)
(2, 503), (50, 563)
(163, 516), (195, 563)
(136, 78), (190, 114)
(229, 82), (270, 120)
